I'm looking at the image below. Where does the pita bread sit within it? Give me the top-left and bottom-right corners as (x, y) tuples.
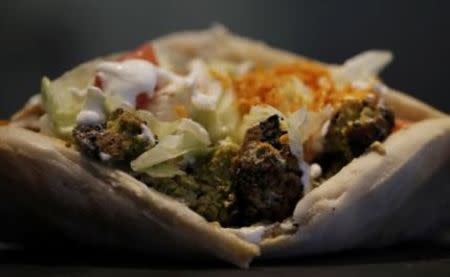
(1, 26), (449, 267)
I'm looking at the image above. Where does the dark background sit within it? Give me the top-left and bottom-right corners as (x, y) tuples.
(0, 0), (450, 275)
(0, 0), (449, 118)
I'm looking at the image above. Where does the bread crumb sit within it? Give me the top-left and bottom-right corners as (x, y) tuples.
(370, 141), (386, 155)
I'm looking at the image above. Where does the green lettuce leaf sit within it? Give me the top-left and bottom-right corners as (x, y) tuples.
(131, 111), (211, 173)
(40, 77), (85, 138)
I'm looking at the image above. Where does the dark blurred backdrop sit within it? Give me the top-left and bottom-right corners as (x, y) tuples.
(0, 0), (449, 117)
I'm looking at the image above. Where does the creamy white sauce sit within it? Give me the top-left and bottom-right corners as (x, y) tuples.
(146, 65), (199, 121)
(99, 152), (112, 162)
(76, 87), (106, 125)
(300, 161), (311, 194)
(97, 59), (158, 107)
(146, 60), (227, 120)
(139, 123), (157, 146)
(310, 163), (322, 180)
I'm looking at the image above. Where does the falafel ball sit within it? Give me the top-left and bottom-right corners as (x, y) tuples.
(232, 115), (304, 225)
(318, 99), (395, 178)
(73, 108), (155, 163)
(140, 139), (240, 226)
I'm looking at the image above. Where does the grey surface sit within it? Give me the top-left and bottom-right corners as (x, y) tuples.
(0, 0), (449, 118)
(1, 241), (450, 276)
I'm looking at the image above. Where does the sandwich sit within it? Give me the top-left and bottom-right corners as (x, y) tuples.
(1, 26), (449, 268)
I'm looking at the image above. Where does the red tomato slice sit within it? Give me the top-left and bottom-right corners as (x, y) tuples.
(136, 92), (151, 109)
(94, 74), (103, 89)
(91, 43), (159, 107)
(118, 43), (159, 65)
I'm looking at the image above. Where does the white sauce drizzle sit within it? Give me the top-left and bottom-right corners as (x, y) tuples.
(97, 59), (158, 107)
(99, 152), (112, 162)
(300, 161), (311, 194)
(310, 163), (322, 180)
(139, 123), (157, 146)
(76, 87), (106, 125)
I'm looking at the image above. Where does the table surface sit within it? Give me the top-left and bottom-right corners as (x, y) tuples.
(1, 241), (450, 277)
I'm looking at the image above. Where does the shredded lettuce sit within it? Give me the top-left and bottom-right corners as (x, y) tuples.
(176, 119), (211, 145)
(187, 61), (242, 142)
(136, 110), (180, 138)
(190, 60), (222, 111)
(40, 77), (86, 138)
(235, 105), (284, 142)
(40, 59), (103, 137)
(286, 108), (307, 159)
(131, 111), (211, 173)
(287, 106), (334, 162)
(193, 88), (240, 143)
(144, 161), (186, 178)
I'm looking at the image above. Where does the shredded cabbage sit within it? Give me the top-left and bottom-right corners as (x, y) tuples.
(40, 77), (86, 137)
(136, 110), (180, 138)
(286, 108), (336, 195)
(189, 60), (222, 111)
(176, 119), (211, 145)
(287, 106), (334, 162)
(235, 105), (285, 142)
(142, 161), (186, 178)
(193, 88), (240, 143)
(131, 111), (211, 173)
(286, 108), (307, 159)
(187, 60), (242, 142)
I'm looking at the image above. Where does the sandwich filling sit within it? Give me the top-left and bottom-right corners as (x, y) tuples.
(37, 43), (397, 227)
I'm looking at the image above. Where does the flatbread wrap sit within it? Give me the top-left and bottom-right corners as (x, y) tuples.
(1, 26), (449, 268)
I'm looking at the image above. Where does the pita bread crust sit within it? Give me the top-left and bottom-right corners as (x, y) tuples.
(154, 26), (450, 252)
(260, 117), (450, 257)
(0, 126), (259, 268)
(384, 90), (447, 121)
(2, 26), (450, 266)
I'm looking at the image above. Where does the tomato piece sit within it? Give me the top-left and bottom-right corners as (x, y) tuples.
(91, 43), (158, 104)
(94, 74), (103, 89)
(136, 92), (151, 109)
(118, 43), (158, 65)
(393, 118), (412, 132)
